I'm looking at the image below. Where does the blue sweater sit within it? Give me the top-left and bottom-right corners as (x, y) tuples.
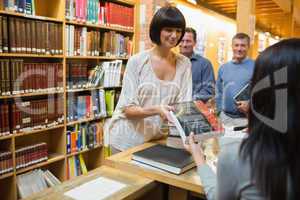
(190, 54), (215, 102)
(216, 58), (254, 117)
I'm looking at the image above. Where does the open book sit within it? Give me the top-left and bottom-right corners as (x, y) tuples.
(168, 101), (224, 144)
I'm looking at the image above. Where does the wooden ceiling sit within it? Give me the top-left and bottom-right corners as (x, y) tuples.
(196, 0), (293, 37)
(295, 22), (300, 36)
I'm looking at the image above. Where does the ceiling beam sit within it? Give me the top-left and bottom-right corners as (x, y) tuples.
(221, 7), (236, 11)
(212, 3), (236, 8)
(256, 12), (285, 16)
(196, 0), (236, 19)
(294, 0), (300, 25)
(256, 5), (278, 9)
(256, 0), (274, 4)
(256, 8), (284, 14)
(256, 2), (276, 6)
(271, 0), (291, 13)
(205, 0), (236, 4)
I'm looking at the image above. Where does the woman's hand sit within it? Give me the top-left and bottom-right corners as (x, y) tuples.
(184, 132), (206, 166)
(157, 105), (174, 121)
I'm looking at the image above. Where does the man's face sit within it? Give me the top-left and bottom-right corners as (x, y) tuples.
(232, 38), (249, 62)
(179, 32), (196, 56)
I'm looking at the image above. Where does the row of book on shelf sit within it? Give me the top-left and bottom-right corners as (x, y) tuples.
(0, 16), (133, 56)
(0, 16), (63, 55)
(67, 154), (87, 179)
(0, 59), (63, 96)
(65, 0), (134, 29)
(65, 26), (133, 57)
(67, 89), (118, 122)
(17, 169), (61, 199)
(0, 96), (64, 136)
(16, 142), (48, 170)
(66, 122), (102, 154)
(0, 88), (119, 136)
(0, 59), (123, 97)
(67, 60), (123, 89)
(3, 0), (36, 15)
(0, 150), (13, 175)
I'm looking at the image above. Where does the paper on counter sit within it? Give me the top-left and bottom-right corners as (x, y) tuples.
(64, 177), (126, 200)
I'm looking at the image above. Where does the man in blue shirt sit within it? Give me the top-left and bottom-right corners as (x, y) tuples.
(216, 33), (254, 125)
(179, 27), (215, 103)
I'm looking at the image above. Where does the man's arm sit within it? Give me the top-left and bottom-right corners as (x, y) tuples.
(215, 67), (224, 114)
(193, 60), (215, 102)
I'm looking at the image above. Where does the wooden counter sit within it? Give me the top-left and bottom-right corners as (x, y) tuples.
(104, 142), (206, 199)
(25, 166), (158, 200)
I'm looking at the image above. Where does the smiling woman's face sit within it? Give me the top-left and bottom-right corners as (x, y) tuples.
(159, 27), (182, 48)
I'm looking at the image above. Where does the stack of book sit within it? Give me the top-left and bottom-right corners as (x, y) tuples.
(0, 103), (10, 137)
(15, 142), (48, 170)
(12, 97), (64, 133)
(132, 144), (195, 175)
(66, 122), (103, 154)
(0, 151), (13, 175)
(65, 0), (134, 29)
(67, 154), (88, 179)
(0, 17), (63, 55)
(17, 169), (61, 199)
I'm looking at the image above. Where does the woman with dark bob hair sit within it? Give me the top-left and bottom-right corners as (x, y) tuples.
(107, 6), (192, 153)
(185, 38), (300, 200)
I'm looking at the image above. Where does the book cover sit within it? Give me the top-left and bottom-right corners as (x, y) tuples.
(169, 101), (224, 144)
(233, 83), (250, 102)
(132, 144), (195, 175)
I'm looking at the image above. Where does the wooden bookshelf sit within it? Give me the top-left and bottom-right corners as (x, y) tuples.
(0, 134), (13, 141)
(0, 10), (64, 23)
(0, 53), (64, 58)
(66, 144), (102, 158)
(67, 86), (122, 93)
(67, 117), (104, 126)
(0, 91), (64, 99)
(0, 172), (14, 180)
(66, 20), (134, 33)
(66, 56), (129, 60)
(0, 0), (136, 199)
(14, 124), (65, 138)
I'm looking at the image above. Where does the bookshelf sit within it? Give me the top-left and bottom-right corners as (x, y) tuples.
(0, 0), (136, 199)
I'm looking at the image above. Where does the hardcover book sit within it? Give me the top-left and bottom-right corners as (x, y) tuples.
(132, 144), (195, 174)
(168, 101), (224, 144)
(233, 83), (250, 102)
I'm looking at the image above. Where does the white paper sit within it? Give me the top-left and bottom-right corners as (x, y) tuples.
(64, 177), (127, 200)
(168, 111), (186, 144)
